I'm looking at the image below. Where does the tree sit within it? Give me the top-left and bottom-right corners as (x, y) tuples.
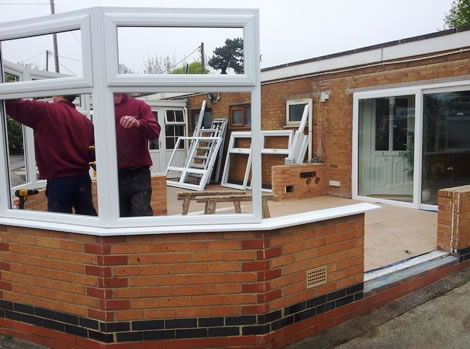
(208, 37), (243, 74)
(118, 64), (133, 74)
(444, 0), (470, 28)
(172, 61), (208, 74)
(142, 55), (174, 74)
(7, 117), (24, 155)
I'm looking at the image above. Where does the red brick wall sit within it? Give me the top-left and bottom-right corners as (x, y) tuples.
(437, 185), (470, 253)
(189, 51), (470, 197)
(21, 175), (167, 216)
(272, 163), (328, 200)
(0, 213), (364, 347)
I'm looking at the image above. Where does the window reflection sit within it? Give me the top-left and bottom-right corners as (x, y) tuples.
(2, 94), (97, 215)
(422, 91), (470, 205)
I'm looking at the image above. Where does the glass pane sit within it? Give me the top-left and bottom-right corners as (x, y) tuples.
(232, 109), (243, 124)
(3, 94), (97, 215)
(191, 109), (212, 130)
(149, 111), (159, 150)
(117, 27), (244, 75)
(166, 137), (175, 149)
(175, 110), (184, 122)
(114, 93), (162, 217)
(4, 72), (19, 83)
(358, 96), (414, 203)
(166, 110), (175, 122)
(288, 104), (306, 122)
(246, 107), (251, 126)
(1, 30), (84, 80)
(6, 116), (26, 187)
(375, 98), (390, 151)
(422, 91), (470, 205)
(393, 98), (410, 151)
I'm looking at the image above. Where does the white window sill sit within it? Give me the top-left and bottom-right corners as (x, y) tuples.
(0, 203), (379, 236)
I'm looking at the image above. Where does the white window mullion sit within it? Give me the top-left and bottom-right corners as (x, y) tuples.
(90, 8), (120, 227)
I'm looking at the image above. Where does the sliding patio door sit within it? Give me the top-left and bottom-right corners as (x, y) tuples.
(422, 90), (470, 205)
(358, 95), (415, 202)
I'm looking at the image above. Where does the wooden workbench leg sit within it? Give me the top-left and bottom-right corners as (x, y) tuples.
(182, 198), (190, 215)
(205, 199), (216, 214)
(234, 201), (241, 213)
(262, 198), (270, 218)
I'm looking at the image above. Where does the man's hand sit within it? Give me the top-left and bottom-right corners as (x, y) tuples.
(120, 115), (140, 128)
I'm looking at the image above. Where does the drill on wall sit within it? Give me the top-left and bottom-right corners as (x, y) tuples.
(14, 189), (39, 209)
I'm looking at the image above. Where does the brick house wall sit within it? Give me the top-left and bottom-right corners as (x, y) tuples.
(185, 50), (470, 196)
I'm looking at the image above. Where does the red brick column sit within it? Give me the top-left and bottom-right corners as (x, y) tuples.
(438, 185), (470, 260)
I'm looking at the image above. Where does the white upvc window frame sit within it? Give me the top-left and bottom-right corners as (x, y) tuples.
(286, 98), (312, 127)
(0, 7), (262, 232)
(352, 79), (470, 211)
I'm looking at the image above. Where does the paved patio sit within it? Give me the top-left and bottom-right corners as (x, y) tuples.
(166, 186), (437, 272)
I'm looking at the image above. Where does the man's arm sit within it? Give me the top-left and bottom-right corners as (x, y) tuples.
(5, 99), (51, 129)
(120, 101), (161, 139)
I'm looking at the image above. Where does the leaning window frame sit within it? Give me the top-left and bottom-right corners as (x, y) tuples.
(0, 7), (262, 232)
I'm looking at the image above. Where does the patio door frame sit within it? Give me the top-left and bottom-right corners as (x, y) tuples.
(352, 79), (470, 211)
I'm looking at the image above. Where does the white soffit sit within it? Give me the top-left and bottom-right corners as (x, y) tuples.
(261, 30), (470, 83)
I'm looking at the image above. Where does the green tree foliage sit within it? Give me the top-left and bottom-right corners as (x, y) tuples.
(208, 37), (243, 74)
(3, 74), (23, 154)
(7, 116), (24, 155)
(172, 61), (208, 74)
(444, 0), (470, 28)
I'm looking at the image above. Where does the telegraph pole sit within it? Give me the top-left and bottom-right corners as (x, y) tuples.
(45, 50), (49, 71)
(200, 42), (205, 73)
(49, 0), (60, 73)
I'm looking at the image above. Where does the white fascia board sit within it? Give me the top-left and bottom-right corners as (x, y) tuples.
(261, 49), (383, 82)
(382, 30), (470, 61)
(0, 203), (379, 236)
(261, 30), (470, 83)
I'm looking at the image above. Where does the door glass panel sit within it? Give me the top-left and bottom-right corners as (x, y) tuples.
(358, 95), (415, 203)
(422, 91), (470, 205)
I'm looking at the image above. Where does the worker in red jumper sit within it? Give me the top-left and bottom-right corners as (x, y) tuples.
(114, 93), (161, 217)
(5, 95), (97, 215)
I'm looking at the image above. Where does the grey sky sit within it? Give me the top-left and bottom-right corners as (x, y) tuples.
(0, 0), (455, 72)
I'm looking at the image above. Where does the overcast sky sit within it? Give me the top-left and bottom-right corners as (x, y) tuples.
(0, 0), (456, 72)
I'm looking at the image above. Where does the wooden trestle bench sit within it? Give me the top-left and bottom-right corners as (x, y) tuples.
(177, 191), (276, 218)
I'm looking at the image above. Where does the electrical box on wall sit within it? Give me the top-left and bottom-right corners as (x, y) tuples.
(329, 180), (340, 187)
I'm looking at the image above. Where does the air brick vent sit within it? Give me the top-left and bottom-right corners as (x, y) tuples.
(306, 265), (327, 288)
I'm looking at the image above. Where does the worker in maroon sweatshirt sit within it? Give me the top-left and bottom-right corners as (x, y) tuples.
(5, 96), (97, 215)
(113, 93), (161, 217)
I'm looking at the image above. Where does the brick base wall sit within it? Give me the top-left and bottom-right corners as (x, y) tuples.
(272, 163), (327, 200)
(0, 213), (364, 347)
(1, 204), (469, 348)
(19, 175), (167, 216)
